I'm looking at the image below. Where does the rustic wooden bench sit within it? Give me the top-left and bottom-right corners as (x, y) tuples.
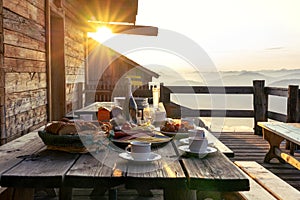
(258, 122), (300, 170)
(234, 161), (300, 200)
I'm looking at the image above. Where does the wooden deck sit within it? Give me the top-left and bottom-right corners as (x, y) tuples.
(33, 131), (300, 199)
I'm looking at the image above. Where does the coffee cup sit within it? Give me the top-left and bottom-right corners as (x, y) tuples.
(188, 128), (205, 138)
(125, 141), (151, 161)
(188, 137), (208, 153)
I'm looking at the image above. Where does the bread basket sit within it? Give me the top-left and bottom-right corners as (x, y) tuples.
(38, 130), (95, 153)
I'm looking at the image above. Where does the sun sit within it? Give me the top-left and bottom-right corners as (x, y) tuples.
(88, 26), (114, 43)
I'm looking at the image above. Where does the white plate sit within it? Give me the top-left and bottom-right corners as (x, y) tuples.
(179, 138), (213, 145)
(178, 145), (217, 158)
(119, 152), (161, 162)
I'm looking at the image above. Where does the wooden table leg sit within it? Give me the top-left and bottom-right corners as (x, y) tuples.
(290, 142), (295, 156)
(59, 187), (72, 200)
(164, 189), (196, 200)
(12, 188), (34, 200)
(108, 189), (117, 200)
(263, 129), (285, 163)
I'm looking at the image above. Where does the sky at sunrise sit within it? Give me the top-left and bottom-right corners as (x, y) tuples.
(91, 0), (300, 72)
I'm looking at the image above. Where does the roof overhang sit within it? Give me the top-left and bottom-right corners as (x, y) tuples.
(68, 0), (158, 36)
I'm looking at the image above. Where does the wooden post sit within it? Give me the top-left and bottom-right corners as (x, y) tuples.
(298, 90), (300, 122)
(253, 80), (268, 135)
(287, 85), (299, 123)
(77, 82), (84, 108)
(160, 83), (169, 103)
(286, 85), (299, 151)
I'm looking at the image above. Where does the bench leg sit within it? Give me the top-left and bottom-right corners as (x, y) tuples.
(263, 129), (285, 163)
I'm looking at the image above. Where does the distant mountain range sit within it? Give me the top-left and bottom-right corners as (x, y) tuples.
(159, 69), (300, 87)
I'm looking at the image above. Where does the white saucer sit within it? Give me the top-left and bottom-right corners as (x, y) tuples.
(119, 152), (161, 162)
(178, 145), (217, 158)
(179, 138), (213, 145)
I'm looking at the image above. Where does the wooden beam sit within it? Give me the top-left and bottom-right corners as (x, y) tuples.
(82, 24), (158, 36)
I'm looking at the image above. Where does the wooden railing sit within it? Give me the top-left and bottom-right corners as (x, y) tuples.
(88, 80), (299, 135)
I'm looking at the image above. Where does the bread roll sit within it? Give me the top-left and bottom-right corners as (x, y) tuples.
(58, 124), (78, 135)
(45, 122), (65, 134)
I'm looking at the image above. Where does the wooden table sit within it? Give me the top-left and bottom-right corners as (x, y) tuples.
(0, 129), (249, 200)
(258, 122), (300, 170)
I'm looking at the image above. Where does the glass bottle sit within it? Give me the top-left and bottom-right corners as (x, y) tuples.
(124, 77), (138, 124)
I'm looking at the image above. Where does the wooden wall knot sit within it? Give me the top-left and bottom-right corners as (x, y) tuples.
(29, 72), (36, 80)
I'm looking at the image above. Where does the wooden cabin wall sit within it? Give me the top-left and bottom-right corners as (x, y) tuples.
(64, 17), (85, 113)
(1, 0), (47, 142)
(0, 1), (4, 143)
(0, 0), (86, 143)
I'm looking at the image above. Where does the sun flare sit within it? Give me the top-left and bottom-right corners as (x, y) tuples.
(88, 26), (114, 43)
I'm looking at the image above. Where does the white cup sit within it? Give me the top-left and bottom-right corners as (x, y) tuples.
(189, 137), (208, 153)
(188, 129), (205, 138)
(125, 141), (151, 161)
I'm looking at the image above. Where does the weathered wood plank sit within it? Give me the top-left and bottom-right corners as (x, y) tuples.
(5, 73), (46, 93)
(65, 151), (121, 188)
(235, 161), (300, 200)
(181, 150), (249, 191)
(165, 86), (253, 94)
(125, 142), (186, 189)
(4, 29), (45, 51)
(3, 58), (46, 73)
(66, 140), (186, 197)
(30, 0), (45, 11)
(265, 87), (288, 97)
(4, 44), (45, 61)
(5, 106), (47, 140)
(1, 149), (79, 188)
(0, 132), (45, 175)
(234, 161), (277, 200)
(5, 89), (47, 116)
(3, 0), (45, 26)
(267, 111), (287, 122)
(3, 9), (45, 42)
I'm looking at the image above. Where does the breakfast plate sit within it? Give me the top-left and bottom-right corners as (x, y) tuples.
(111, 133), (172, 149)
(119, 152), (161, 162)
(178, 145), (217, 158)
(179, 138), (213, 146)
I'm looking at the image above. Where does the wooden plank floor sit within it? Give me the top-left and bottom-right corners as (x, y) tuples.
(33, 131), (300, 199)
